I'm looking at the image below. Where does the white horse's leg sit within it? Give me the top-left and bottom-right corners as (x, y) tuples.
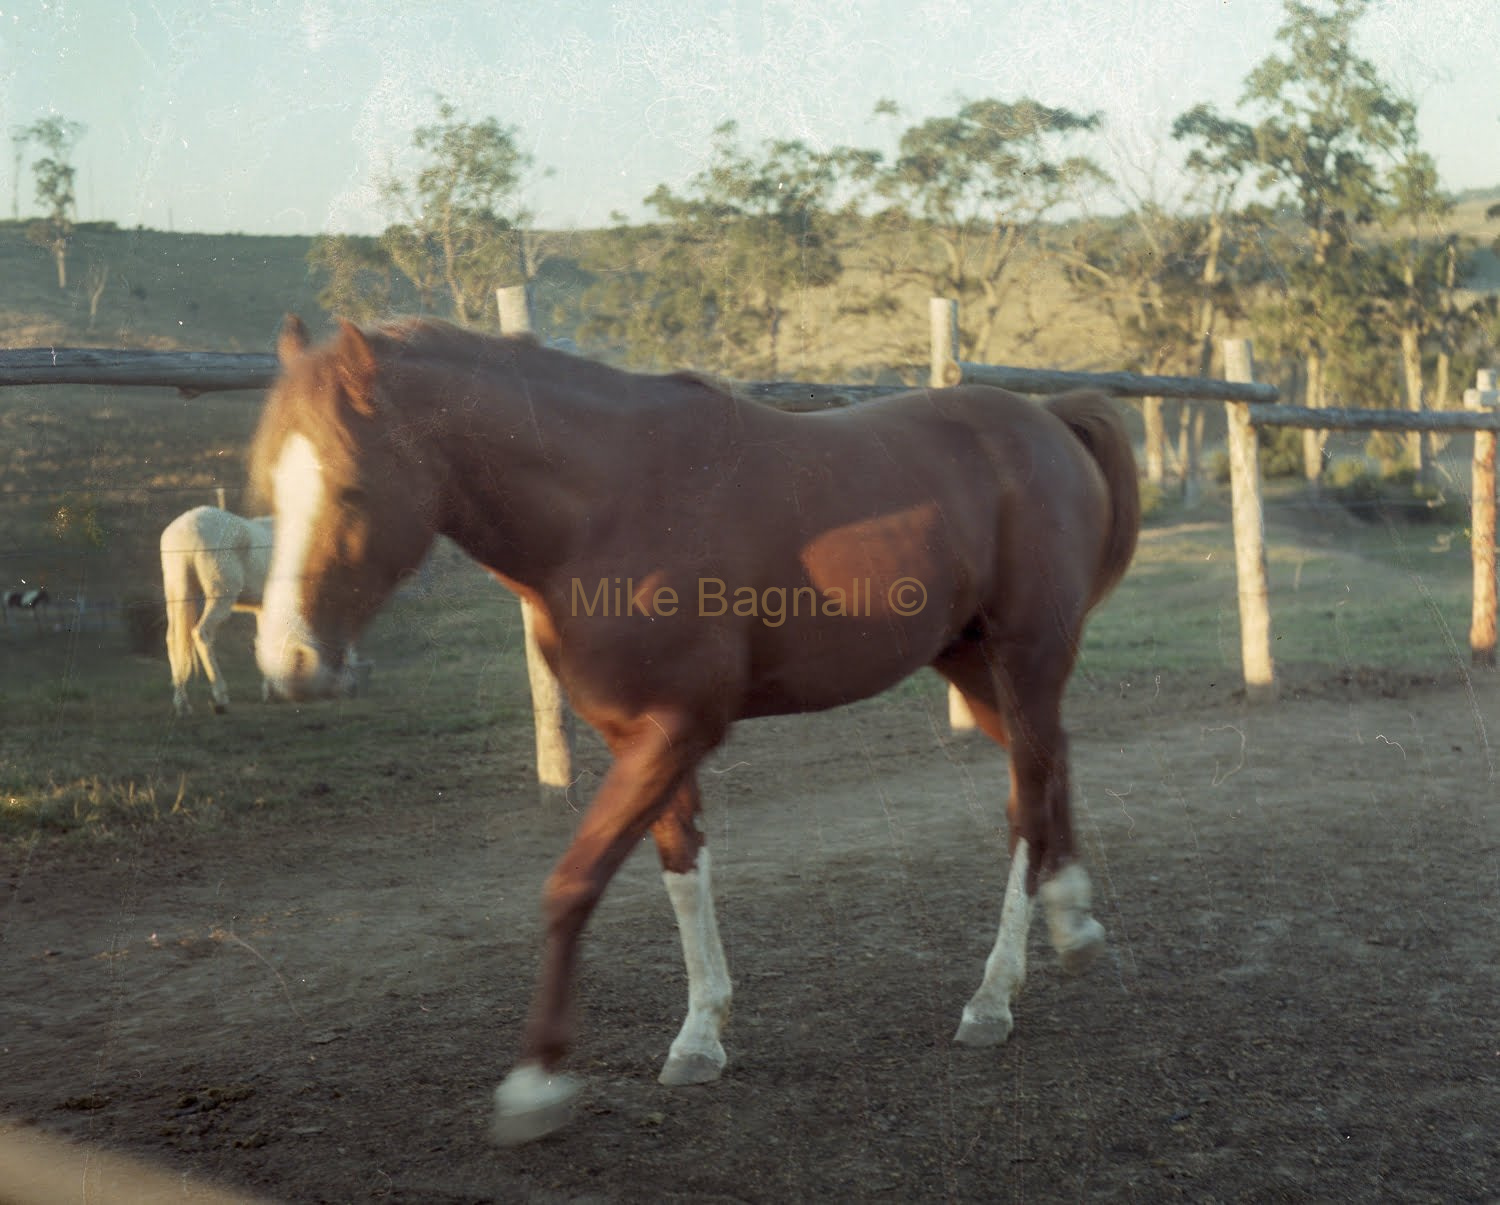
(659, 846), (732, 1086)
(192, 596), (236, 713)
(955, 837), (1033, 1047)
(1040, 862), (1106, 974)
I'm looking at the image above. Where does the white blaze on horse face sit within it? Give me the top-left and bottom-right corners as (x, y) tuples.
(257, 433), (327, 689)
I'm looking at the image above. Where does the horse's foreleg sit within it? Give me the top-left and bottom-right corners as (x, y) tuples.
(956, 833), (1032, 1046)
(492, 711), (713, 1146)
(652, 778), (732, 1087)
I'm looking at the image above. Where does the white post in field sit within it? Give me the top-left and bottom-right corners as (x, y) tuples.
(932, 298), (977, 732)
(1465, 370), (1499, 668)
(497, 284), (577, 801)
(1222, 339), (1277, 703)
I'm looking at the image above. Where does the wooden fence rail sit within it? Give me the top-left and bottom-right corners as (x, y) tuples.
(4, 298), (1493, 796)
(929, 299), (1500, 700)
(0, 348), (277, 391)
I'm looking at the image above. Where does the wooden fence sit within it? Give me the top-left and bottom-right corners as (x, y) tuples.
(931, 299), (1500, 702)
(2, 296), (1494, 797)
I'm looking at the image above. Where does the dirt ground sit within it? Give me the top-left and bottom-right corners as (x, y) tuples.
(2, 666), (1498, 1203)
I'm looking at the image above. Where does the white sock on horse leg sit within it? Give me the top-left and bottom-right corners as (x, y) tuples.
(659, 847), (731, 1085)
(955, 837), (1032, 1046)
(1040, 862), (1106, 973)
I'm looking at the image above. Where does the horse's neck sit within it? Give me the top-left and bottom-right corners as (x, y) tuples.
(416, 371), (611, 589)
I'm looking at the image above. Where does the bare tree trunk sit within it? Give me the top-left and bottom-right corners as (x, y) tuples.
(1399, 321), (1427, 479)
(1183, 213), (1223, 506)
(1303, 349), (1326, 491)
(85, 262), (108, 330)
(1142, 397), (1165, 486)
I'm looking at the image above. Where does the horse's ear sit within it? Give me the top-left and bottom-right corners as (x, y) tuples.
(276, 314), (310, 366)
(334, 319), (379, 417)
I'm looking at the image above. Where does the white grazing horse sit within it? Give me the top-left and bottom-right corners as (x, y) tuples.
(160, 506), (275, 715)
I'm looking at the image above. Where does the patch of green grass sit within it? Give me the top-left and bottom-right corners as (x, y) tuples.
(0, 561), (541, 838)
(1079, 505), (1476, 683)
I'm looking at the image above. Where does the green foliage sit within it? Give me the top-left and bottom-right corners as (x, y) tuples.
(1138, 479), (1169, 520)
(1325, 456), (1467, 525)
(579, 124), (848, 376)
(381, 97), (534, 324)
(864, 97), (1106, 360)
(1258, 425), (1305, 478)
(1325, 454), (1380, 495)
(305, 234), (397, 323)
(1179, 0), (1427, 434)
(309, 97), (538, 326)
(18, 114), (85, 288)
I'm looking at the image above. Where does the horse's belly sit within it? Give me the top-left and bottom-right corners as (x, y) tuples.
(737, 615), (949, 718)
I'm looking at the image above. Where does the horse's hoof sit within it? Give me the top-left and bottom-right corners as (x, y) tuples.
(658, 1048), (725, 1087)
(953, 1013), (1013, 1047)
(212, 702), (228, 716)
(1056, 918), (1106, 975)
(491, 1065), (581, 1146)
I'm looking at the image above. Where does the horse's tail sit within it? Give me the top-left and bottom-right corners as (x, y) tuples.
(160, 525), (202, 689)
(1044, 391), (1141, 606)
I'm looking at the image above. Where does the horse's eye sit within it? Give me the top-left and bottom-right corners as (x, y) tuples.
(338, 487), (368, 510)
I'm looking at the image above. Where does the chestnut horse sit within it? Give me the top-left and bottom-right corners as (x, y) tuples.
(250, 316), (1140, 1145)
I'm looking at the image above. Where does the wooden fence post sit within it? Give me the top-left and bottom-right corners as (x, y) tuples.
(497, 284), (577, 801)
(1466, 370), (1499, 668)
(930, 297), (960, 389)
(1222, 339), (1277, 702)
(932, 298), (976, 731)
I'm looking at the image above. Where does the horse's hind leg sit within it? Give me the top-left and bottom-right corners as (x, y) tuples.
(937, 640), (1103, 1046)
(935, 655), (1034, 1046)
(192, 596), (236, 713)
(995, 640), (1105, 974)
(652, 775), (732, 1087)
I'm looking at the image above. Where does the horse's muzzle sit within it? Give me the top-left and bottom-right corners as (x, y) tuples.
(258, 634), (347, 701)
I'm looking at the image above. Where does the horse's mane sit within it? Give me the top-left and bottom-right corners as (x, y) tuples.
(248, 317), (743, 506)
(370, 316), (540, 360)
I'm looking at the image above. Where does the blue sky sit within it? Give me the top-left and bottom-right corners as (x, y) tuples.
(3, 0), (1496, 236)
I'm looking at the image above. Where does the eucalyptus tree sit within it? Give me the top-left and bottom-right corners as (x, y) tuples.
(1247, 0), (1412, 479)
(21, 114), (85, 288)
(1172, 0), (1415, 484)
(1059, 108), (1258, 490)
(580, 122), (848, 377)
(308, 98), (539, 326)
(861, 96), (1106, 363)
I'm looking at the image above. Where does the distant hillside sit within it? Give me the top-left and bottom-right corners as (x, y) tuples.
(0, 222), (324, 352)
(0, 219), (1124, 383)
(2, 201), (1496, 375)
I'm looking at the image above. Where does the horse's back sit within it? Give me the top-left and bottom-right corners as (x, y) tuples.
(160, 507), (274, 603)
